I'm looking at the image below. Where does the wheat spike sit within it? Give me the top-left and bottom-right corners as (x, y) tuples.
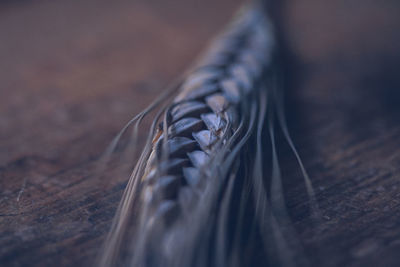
(99, 3), (316, 267)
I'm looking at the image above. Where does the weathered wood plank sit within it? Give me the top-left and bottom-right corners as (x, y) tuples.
(0, 0), (399, 266)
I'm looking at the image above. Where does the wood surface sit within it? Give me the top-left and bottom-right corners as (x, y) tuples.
(0, 0), (399, 266)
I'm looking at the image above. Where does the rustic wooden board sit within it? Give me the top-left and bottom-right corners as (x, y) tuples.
(0, 0), (399, 266)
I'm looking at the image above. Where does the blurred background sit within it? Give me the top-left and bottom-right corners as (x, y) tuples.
(0, 0), (399, 266)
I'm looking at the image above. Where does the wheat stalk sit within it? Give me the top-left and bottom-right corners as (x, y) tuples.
(99, 3), (317, 267)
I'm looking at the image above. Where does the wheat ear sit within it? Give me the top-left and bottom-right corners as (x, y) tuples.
(99, 3), (317, 267)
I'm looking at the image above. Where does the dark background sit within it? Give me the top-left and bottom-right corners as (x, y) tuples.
(0, 0), (399, 266)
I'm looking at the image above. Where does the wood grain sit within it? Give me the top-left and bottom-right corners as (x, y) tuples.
(0, 0), (399, 266)
(277, 1), (400, 266)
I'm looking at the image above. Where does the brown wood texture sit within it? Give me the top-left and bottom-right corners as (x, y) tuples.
(0, 0), (399, 266)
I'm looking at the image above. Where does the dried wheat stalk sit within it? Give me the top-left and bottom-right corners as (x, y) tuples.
(99, 3), (317, 267)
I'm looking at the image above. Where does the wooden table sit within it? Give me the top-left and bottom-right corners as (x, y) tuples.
(1, 0), (399, 266)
